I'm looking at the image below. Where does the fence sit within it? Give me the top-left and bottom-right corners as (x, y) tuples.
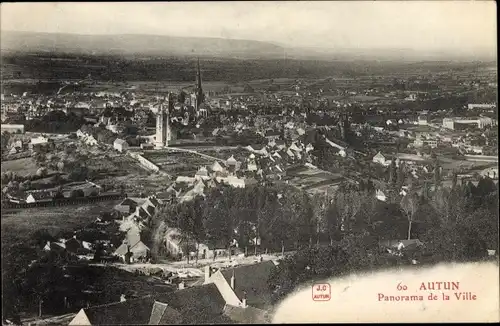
(4, 192), (125, 209)
(127, 151), (160, 172)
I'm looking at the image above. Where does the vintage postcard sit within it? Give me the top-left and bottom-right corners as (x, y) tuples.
(1, 1), (498, 324)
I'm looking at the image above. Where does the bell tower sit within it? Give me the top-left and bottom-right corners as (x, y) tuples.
(194, 58), (204, 113)
(155, 94), (172, 148)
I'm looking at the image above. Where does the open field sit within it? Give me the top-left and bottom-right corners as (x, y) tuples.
(1, 199), (121, 238)
(1, 157), (43, 177)
(143, 150), (218, 175)
(98, 173), (172, 195)
(87, 153), (151, 177)
(439, 157), (496, 174)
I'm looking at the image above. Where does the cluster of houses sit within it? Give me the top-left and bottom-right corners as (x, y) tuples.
(76, 129), (99, 146)
(6, 181), (103, 205)
(3, 134), (54, 156)
(41, 194), (163, 264)
(113, 195), (163, 263)
(69, 260), (277, 325)
(166, 138), (321, 204)
(76, 127), (130, 154)
(43, 236), (95, 260)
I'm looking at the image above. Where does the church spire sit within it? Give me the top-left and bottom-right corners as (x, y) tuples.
(195, 57), (203, 109)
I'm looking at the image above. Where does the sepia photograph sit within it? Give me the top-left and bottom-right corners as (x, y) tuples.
(1, 1), (498, 324)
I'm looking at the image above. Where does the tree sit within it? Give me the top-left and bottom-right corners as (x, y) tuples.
(57, 161), (65, 172)
(400, 192), (419, 240)
(451, 172), (458, 190)
(36, 167), (48, 178)
(430, 187), (452, 224)
(433, 159), (441, 187)
(19, 180), (32, 191)
(334, 189), (362, 235)
(69, 165), (89, 182)
(396, 162), (405, 190)
(19, 251), (70, 317)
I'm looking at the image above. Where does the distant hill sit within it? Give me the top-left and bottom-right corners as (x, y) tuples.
(2, 31), (495, 62)
(0, 31), (287, 60)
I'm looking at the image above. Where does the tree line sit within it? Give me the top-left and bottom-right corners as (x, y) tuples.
(267, 176), (498, 304)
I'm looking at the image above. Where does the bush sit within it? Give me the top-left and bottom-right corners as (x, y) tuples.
(36, 167), (48, 177)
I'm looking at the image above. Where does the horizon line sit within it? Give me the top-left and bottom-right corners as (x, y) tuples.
(1, 29), (496, 55)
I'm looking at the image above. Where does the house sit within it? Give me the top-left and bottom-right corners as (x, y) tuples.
(226, 155), (240, 173)
(163, 228), (185, 258)
(26, 191), (54, 204)
(113, 138), (129, 153)
(30, 135), (48, 146)
(204, 260), (276, 318)
(114, 197), (141, 214)
(114, 239), (150, 263)
(418, 115), (428, 126)
(11, 140), (23, 150)
(216, 176), (246, 188)
(379, 239), (424, 252)
(69, 283), (237, 325)
(140, 143), (154, 150)
(211, 161), (226, 176)
(43, 241), (66, 253)
(176, 176), (196, 185)
(1, 124), (25, 134)
(195, 166), (210, 180)
(375, 189), (387, 202)
(372, 152), (391, 166)
(480, 167), (498, 179)
(84, 135), (98, 146)
(265, 130), (281, 141)
(69, 296), (158, 326)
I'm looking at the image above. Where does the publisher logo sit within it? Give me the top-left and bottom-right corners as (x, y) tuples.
(312, 283), (331, 301)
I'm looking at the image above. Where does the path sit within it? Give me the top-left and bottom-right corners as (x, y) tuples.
(90, 251), (295, 276)
(165, 147), (226, 162)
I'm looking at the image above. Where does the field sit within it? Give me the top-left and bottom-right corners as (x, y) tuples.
(439, 157), (496, 174)
(99, 173), (172, 196)
(1, 200), (122, 240)
(87, 153), (150, 177)
(1, 157), (42, 177)
(143, 150), (218, 175)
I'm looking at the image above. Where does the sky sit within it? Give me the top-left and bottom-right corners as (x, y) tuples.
(1, 1), (497, 53)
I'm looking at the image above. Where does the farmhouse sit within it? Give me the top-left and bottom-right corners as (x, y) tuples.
(113, 138), (129, 152)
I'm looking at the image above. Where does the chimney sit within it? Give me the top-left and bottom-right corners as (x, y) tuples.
(178, 281), (185, 290)
(230, 270), (235, 290)
(241, 290), (247, 308)
(204, 265), (212, 284)
(120, 294), (126, 302)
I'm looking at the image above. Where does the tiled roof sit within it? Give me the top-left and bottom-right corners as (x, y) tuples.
(148, 301), (183, 325)
(223, 304), (270, 324)
(115, 198), (140, 210)
(82, 296), (155, 325)
(220, 261), (276, 310)
(155, 283), (230, 324)
(148, 196), (160, 207)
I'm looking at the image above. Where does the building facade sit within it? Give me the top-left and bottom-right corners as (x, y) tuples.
(155, 95), (173, 148)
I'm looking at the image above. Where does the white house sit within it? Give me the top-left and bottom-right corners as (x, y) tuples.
(84, 135), (98, 146)
(375, 189), (387, 202)
(113, 138), (129, 152)
(372, 152), (390, 166)
(30, 136), (48, 146)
